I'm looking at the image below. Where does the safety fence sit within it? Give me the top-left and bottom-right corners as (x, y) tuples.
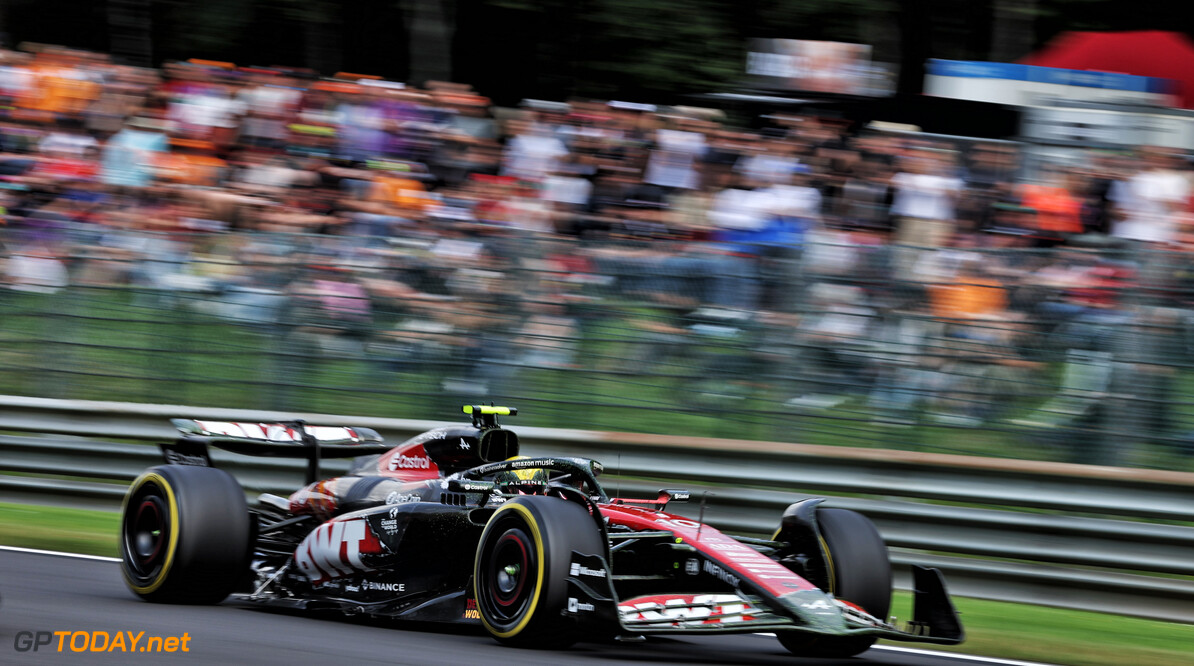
(0, 395), (1191, 622)
(4, 226), (1194, 473)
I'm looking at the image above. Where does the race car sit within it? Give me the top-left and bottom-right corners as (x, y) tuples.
(119, 405), (963, 657)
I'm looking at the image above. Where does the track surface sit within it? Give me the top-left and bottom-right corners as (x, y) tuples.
(0, 549), (1047, 665)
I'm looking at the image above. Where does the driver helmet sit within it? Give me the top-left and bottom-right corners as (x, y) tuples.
(497, 456), (549, 487)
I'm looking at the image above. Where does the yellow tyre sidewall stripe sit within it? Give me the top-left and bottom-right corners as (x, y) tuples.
(121, 472), (180, 594)
(475, 502), (546, 639)
(819, 534), (836, 595)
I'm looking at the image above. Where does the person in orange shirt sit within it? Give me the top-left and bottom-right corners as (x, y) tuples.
(926, 255), (1030, 425)
(366, 168), (431, 214)
(154, 139), (227, 187)
(1019, 167), (1083, 245)
(20, 51), (99, 122)
(929, 257), (1009, 324)
(332, 163), (433, 237)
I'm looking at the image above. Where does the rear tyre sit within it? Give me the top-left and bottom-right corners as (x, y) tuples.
(120, 465), (251, 604)
(474, 495), (605, 648)
(778, 508), (891, 658)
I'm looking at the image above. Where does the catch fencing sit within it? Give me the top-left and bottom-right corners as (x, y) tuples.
(3, 226), (1194, 472)
(0, 395), (1191, 623)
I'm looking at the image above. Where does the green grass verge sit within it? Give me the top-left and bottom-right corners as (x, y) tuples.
(1, 502), (1191, 665)
(0, 502), (120, 558)
(885, 592), (1194, 666)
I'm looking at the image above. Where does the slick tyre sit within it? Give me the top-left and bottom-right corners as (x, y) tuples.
(474, 495), (605, 648)
(778, 508), (892, 659)
(120, 465), (251, 604)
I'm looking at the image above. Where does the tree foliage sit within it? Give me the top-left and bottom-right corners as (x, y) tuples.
(2, 0), (1193, 104)
(571, 0), (744, 101)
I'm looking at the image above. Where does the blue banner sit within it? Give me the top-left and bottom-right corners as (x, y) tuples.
(927, 59), (1170, 93)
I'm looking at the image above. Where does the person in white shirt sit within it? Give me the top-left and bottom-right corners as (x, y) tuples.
(759, 166), (822, 222)
(502, 120), (568, 182)
(890, 150), (964, 271)
(736, 139), (803, 187)
(707, 182), (773, 233)
(644, 124), (707, 191)
(1111, 146), (1189, 245)
(890, 150), (964, 246)
(38, 129), (98, 159)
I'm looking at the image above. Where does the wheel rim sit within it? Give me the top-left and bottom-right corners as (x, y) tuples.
(481, 527), (536, 624)
(124, 487), (169, 579)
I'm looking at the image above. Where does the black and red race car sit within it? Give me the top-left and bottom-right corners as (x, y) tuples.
(120, 405), (963, 657)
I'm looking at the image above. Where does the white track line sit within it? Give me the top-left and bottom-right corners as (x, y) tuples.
(752, 634), (1059, 666)
(871, 645), (1061, 666)
(0, 544), (120, 562)
(2, 546), (1061, 666)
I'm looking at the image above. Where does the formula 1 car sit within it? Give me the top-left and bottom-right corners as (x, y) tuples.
(119, 406), (963, 657)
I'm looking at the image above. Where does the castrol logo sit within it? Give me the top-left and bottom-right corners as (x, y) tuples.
(388, 453), (431, 471)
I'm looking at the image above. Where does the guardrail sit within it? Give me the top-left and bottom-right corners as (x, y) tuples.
(0, 394), (1192, 623)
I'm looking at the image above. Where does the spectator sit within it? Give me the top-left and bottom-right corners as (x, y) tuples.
(643, 119), (708, 191)
(6, 40), (1194, 461)
(101, 116), (169, 188)
(5, 242), (68, 292)
(1111, 146), (1189, 245)
(890, 148), (964, 268)
(502, 117), (568, 182)
(838, 159), (894, 232)
(1019, 166), (1083, 246)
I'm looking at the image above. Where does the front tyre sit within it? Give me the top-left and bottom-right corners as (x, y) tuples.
(778, 508), (892, 658)
(474, 496), (605, 648)
(120, 465), (251, 604)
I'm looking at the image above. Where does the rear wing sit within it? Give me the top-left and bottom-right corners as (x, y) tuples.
(164, 419), (393, 483)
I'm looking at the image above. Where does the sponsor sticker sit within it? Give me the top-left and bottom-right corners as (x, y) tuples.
(364, 581), (405, 592)
(617, 594), (756, 626)
(511, 458), (551, 469)
(454, 481), (494, 493)
(801, 599), (833, 612)
(388, 454), (431, 471)
(569, 562), (607, 578)
(385, 492), (421, 505)
(567, 597), (595, 613)
(702, 560), (741, 588)
(294, 519), (379, 582)
(377, 506), (405, 535)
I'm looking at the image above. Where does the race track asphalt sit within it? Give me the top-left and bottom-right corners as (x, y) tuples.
(0, 548), (1049, 666)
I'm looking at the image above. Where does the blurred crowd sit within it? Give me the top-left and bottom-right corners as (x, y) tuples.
(2, 44), (1193, 457)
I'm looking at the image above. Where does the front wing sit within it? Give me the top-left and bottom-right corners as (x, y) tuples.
(615, 566), (964, 644)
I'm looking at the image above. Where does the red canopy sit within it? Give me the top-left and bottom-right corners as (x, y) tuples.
(1021, 30), (1194, 109)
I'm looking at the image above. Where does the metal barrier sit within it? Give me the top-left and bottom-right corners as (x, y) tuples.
(0, 395), (1191, 622)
